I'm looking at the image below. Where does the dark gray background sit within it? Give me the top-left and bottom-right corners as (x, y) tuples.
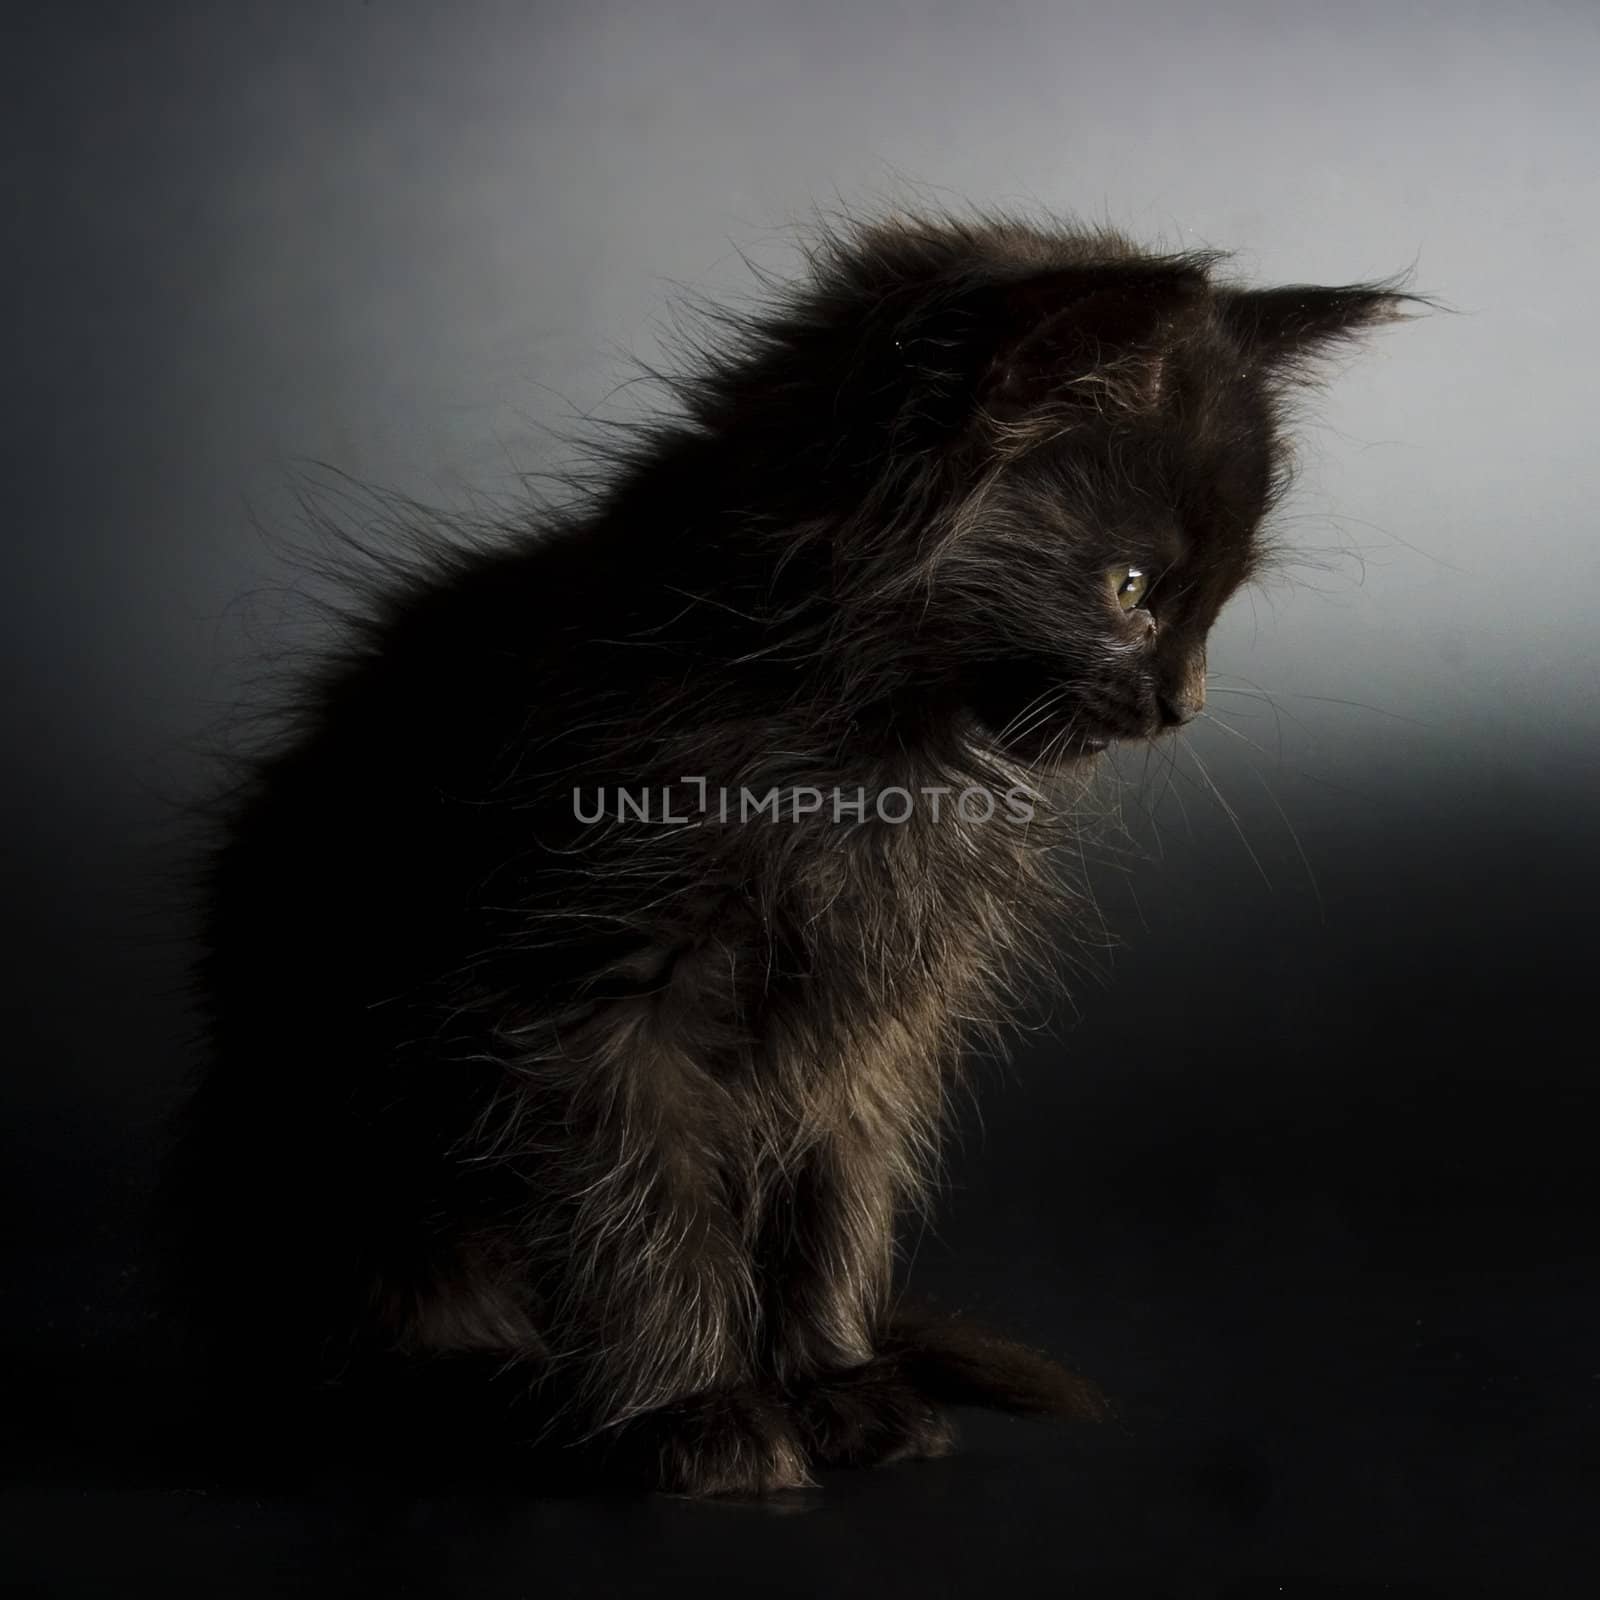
(5, 1), (1597, 1593)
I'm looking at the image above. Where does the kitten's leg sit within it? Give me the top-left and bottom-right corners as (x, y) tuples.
(505, 1002), (813, 1495)
(761, 1133), (958, 1469)
(762, 1132), (1104, 1468)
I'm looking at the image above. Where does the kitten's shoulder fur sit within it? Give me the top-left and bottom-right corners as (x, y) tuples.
(167, 207), (1415, 1494)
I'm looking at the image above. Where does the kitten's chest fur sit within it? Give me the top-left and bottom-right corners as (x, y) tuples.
(561, 774), (1070, 1147)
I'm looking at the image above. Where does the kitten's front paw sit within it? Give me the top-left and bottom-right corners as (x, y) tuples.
(796, 1356), (958, 1470)
(612, 1387), (815, 1497)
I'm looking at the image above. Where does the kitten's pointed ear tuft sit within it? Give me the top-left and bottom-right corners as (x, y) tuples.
(1223, 279), (1428, 371)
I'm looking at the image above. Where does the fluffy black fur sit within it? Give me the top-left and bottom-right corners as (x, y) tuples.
(165, 207), (1416, 1495)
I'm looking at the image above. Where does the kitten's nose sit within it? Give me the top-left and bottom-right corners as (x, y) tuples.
(1157, 681), (1205, 726)
(1157, 655), (1207, 727)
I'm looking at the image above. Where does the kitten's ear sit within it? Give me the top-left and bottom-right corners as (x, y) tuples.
(1222, 282), (1420, 373)
(976, 266), (1209, 423)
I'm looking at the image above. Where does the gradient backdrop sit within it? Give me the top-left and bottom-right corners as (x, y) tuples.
(6, 1), (1598, 1592)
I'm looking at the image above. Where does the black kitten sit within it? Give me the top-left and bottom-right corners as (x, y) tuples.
(167, 209), (1415, 1495)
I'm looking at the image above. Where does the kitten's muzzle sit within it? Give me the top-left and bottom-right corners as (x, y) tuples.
(1156, 683), (1204, 726)
(1155, 656), (1207, 727)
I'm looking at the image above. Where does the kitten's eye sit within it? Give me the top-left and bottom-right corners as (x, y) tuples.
(1109, 565), (1150, 611)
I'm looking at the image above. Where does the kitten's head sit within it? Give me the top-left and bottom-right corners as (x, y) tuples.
(677, 214), (1418, 768)
(851, 222), (1418, 765)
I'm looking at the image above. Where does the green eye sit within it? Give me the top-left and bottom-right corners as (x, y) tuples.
(1109, 565), (1150, 611)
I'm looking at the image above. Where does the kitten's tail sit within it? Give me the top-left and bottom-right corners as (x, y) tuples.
(883, 1307), (1112, 1421)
